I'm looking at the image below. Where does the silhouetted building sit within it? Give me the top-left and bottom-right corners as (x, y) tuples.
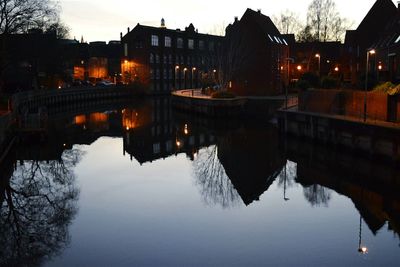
(374, 3), (400, 83)
(343, 0), (398, 86)
(121, 20), (223, 93)
(289, 41), (343, 81)
(0, 32), (59, 92)
(225, 9), (289, 96)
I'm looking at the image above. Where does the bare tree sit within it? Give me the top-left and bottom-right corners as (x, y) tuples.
(0, 0), (61, 34)
(0, 148), (83, 266)
(306, 0), (349, 42)
(303, 184), (332, 207)
(193, 145), (240, 208)
(272, 10), (303, 35)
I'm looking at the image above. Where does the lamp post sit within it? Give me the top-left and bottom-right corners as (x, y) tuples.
(192, 67), (196, 89)
(364, 49), (375, 122)
(183, 68), (188, 89)
(315, 53), (321, 77)
(285, 58), (295, 110)
(175, 65), (180, 89)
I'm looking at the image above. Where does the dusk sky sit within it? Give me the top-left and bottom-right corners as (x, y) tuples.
(60, 0), (390, 42)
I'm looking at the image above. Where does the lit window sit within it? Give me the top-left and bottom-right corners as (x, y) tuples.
(150, 53), (154, 63)
(268, 34), (273, 42)
(188, 39), (194, 49)
(124, 43), (128, 56)
(282, 39), (288, 45)
(199, 40), (204, 50)
(165, 36), (171, 47)
(151, 35), (159, 46)
(177, 38), (183, 48)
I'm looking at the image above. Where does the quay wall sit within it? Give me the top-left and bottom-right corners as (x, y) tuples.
(278, 109), (400, 161)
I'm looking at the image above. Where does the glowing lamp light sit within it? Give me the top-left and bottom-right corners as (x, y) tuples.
(126, 126), (130, 131)
(175, 65), (180, 69)
(176, 140), (181, 147)
(213, 69), (217, 73)
(315, 53), (320, 58)
(184, 67), (188, 71)
(297, 65), (302, 71)
(334, 67), (339, 72)
(358, 246), (368, 254)
(192, 67), (196, 71)
(378, 65), (383, 70)
(184, 124), (189, 135)
(369, 49), (376, 55)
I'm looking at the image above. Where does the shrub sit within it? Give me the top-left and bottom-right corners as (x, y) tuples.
(373, 82), (396, 93)
(300, 72), (320, 88)
(388, 84), (400, 95)
(296, 80), (311, 91)
(211, 91), (236, 99)
(320, 76), (338, 89)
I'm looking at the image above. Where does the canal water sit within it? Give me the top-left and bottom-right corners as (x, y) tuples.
(1, 98), (399, 266)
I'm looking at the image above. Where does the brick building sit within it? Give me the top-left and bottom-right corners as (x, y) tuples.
(343, 0), (398, 87)
(121, 20), (223, 94)
(225, 9), (289, 96)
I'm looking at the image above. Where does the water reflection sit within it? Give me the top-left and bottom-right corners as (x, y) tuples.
(0, 147), (82, 266)
(1, 96), (399, 266)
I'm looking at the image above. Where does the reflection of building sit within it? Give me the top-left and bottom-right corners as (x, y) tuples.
(121, 20), (223, 93)
(217, 127), (285, 205)
(286, 137), (400, 241)
(122, 98), (215, 164)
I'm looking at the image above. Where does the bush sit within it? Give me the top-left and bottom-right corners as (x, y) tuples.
(296, 80), (311, 91)
(211, 91), (236, 99)
(320, 76), (338, 89)
(373, 82), (396, 93)
(300, 72), (320, 88)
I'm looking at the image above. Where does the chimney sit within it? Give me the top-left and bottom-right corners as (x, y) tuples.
(234, 16), (238, 22)
(257, 9), (261, 14)
(127, 27), (130, 33)
(120, 32), (123, 40)
(398, 1), (400, 9)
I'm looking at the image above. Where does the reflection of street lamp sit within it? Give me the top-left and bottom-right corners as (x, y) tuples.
(358, 215), (368, 254)
(315, 54), (321, 76)
(184, 124), (189, 135)
(283, 160), (290, 201)
(364, 49), (376, 122)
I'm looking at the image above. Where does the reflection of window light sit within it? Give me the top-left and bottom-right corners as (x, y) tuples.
(274, 36), (279, 43)
(282, 39), (288, 45)
(395, 34), (400, 44)
(277, 37), (283, 44)
(268, 34), (273, 42)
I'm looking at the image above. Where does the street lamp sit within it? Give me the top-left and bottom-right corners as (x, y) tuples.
(184, 68), (188, 88)
(315, 53), (321, 76)
(192, 67), (196, 89)
(175, 65), (180, 89)
(286, 58), (295, 110)
(364, 49), (376, 122)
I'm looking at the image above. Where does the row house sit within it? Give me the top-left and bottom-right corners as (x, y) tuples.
(121, 20), (223, 94)
(59, 40), (122, 84)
